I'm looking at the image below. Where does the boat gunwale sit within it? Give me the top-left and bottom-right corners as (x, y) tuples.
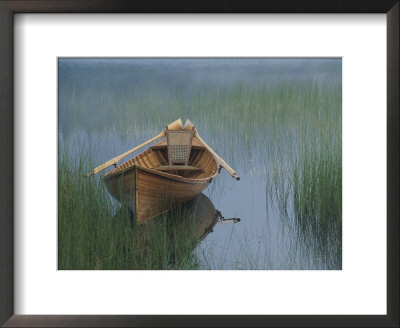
(137, 165), (218, 184)
(102, 148), (219, 184)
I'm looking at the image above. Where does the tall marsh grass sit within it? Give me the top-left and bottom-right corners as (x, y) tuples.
(265, 82), (342, 269)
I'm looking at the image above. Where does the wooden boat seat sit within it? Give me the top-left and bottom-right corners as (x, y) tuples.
(150, 137), (205, 150)
(155, 165), (203, 172)
(153, 127), (203, 173)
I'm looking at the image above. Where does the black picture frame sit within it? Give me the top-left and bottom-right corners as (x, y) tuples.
(1, 1), (398, 327)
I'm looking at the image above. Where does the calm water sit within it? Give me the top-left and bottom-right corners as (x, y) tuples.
(59, 58), (342, 270)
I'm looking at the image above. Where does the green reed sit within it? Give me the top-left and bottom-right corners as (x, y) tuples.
(264, 82), (342, 269)
(59, 77), (342, 270)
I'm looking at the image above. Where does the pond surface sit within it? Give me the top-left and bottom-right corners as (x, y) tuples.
(58, 58), (342, 270)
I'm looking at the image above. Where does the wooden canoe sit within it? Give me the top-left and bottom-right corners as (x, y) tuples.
(102, 136), (219, 224)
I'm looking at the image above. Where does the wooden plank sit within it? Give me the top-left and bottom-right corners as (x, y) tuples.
(135, 167), (209, 223)
(155, 166), (203, 172)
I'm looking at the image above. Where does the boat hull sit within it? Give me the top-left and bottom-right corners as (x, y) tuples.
(135, 166), (211, 223)
(102, 140), (218, 223)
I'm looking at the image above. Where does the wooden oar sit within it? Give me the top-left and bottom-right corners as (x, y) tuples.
(87, 118), (183, 176)
(184, 119), (240, 181)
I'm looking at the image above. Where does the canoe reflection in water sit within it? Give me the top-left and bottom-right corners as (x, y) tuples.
(113, 193), (240, 269)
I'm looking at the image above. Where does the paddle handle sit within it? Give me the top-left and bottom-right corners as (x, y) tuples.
(87, 133), (164, 176)
(87, 118), (183, 176)
(194, 131), (240, 181)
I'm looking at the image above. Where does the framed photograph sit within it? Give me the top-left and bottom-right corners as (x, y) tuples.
(1, 1), (398, 327)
